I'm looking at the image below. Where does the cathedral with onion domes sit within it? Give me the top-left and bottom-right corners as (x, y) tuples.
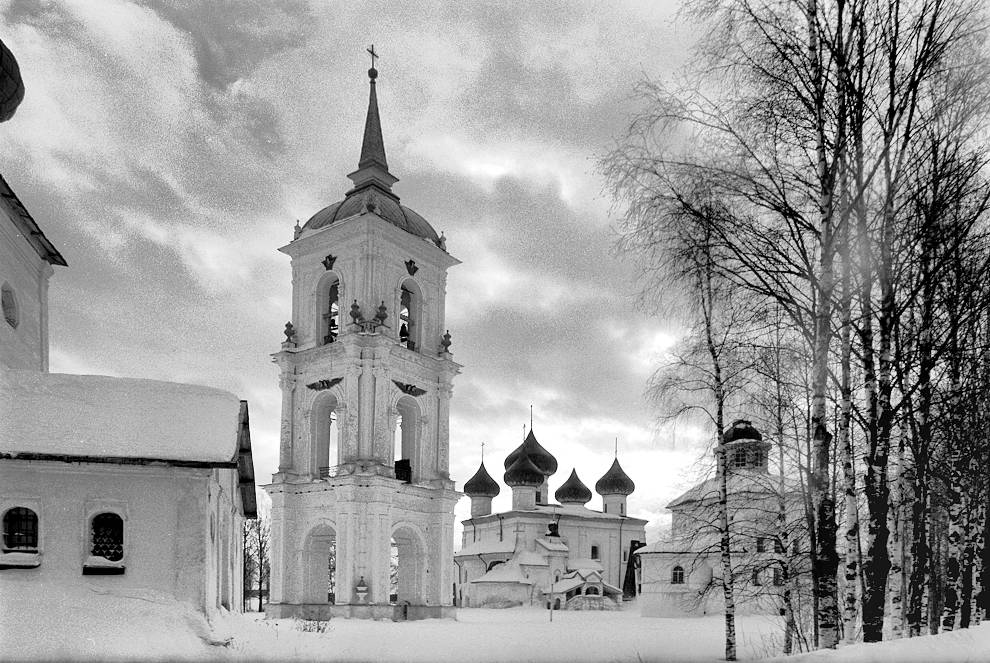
(455, 428), (647, 609)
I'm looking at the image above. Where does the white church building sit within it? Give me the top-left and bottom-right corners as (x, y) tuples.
(455, 429), (647, 610)
(264, 62), (460, 621)
(636, 420), (807, 617)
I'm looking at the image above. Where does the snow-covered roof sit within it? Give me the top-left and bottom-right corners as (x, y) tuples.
(566, 558), (604, 572)
(466, 503), (648, 524)
(471, 563), (533, 585)
(536, 538), (569, 553)
(0, 371), (241, 464)
(666, 472), (787, 509)
(454, 539), (515, 558)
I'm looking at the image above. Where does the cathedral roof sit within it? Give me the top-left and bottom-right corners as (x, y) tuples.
(595, 457), (635, 496)
(300, 66), (442, 247)
(463, 461), (500, 498)
(722, 419), (763, 443)
(554, 469), (592, 505)
(503, 453), (544, 487)
(504, 429), (558, 477)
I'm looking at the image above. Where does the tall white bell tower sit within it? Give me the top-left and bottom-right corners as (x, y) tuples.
(265, 59), (461, 620)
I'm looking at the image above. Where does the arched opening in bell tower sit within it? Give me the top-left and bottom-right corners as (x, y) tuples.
(390, 524), (426, 605)
(320, 273), (341, 345)
(302, 524), (337, 605)
(398, 278), (422, 351)
(312, 392), (339, 479)
(393, 395), (420, 482)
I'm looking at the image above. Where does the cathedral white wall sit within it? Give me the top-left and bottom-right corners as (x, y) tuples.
(0, 462), (245, 616)
(0, 210), (52, 372)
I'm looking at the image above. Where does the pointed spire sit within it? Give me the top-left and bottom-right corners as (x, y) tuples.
(347, 50), (398, 193)
(358, 65), (388, 172)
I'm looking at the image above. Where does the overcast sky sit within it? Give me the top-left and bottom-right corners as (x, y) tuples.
(1, 0), (711, 542)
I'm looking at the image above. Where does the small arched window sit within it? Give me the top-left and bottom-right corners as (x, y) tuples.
(1, 283), (17, 329)
(590, 545), (600, 560)
(2, 507), (38, 551)
(323, 276), (340, 344)
(671, 565), (685, 584)
(91, 513), (123, 561)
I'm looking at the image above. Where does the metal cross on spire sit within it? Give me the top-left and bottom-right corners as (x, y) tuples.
(530, 404), (533, 429)
(615, 437), (618, 458)
(367, 44), (379, 69)
(481, 441), (485, 462)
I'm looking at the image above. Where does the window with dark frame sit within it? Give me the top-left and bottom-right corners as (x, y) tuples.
(91, 513), (124, 561)
(752, 569), (762, 585)
(756, 537), (766, 553)
(671, 565), (685, 584)
(2, 507), (38, 552)
(773, 567), (784, 586)
(732, 448), (747, 468)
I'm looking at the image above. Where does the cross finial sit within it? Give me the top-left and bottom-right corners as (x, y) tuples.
(615, 437), (618, 458)
(530, 404), (533, 430)
(367, 44), (379, 69)
(481, 441), (485, 462)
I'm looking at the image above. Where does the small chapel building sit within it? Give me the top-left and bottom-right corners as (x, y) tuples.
(264, 62), (460, 621)
(636, 420), (808, 617)
(0, 48), (257, 622)
(455, 429), (647, 610)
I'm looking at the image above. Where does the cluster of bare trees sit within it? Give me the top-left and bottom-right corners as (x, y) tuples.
(604, 0), (990, 658)
(243, 514), (270, 613)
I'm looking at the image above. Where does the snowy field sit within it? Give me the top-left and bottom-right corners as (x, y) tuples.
(4, 580), (990, 663)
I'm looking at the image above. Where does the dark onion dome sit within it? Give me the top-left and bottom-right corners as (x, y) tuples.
(464, 462), (500, 498)
(555, 469), (592, 505)
(302, 190), (441, 246)
(503, 429), (558, 477)
(0, 38), (25, 122)
(504, 453), (544, 487)
(721, 419), (763, 444)
(595, 458), (636, 496)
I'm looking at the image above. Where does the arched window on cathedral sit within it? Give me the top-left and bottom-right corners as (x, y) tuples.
(671, 565), (685, 584)
(398, 279), (422, 351)
(313, 393), (339, 478)
(322, 275), (341, 345)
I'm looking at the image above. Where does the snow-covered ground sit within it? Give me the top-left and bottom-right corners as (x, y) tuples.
(4, 585), (990, 663)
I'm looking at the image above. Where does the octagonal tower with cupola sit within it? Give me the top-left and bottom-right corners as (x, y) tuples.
(265, 60), (460, 620)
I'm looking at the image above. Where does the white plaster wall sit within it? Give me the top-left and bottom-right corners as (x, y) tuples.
(0, 462), (224, 614)
(0, 211), (52, 372)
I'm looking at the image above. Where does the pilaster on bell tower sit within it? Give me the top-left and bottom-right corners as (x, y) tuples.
(265, 53), (461, 620)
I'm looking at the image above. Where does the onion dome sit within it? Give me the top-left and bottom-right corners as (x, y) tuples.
(299, 65), (442, 247)
(503, 430), (558, 477)
(555, 469), (592, 505)
(464, 462), (500, 498)
(0, 38), (24, 122)
(595, 458), (635, 496)
(504, 454), (544, 487)
(721, 419), (763, 444)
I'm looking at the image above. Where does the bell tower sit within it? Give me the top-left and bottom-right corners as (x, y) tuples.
(265, 59), (461, 620)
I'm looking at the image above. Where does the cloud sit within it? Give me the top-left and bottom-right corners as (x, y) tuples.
(1, 0), (707, 547)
